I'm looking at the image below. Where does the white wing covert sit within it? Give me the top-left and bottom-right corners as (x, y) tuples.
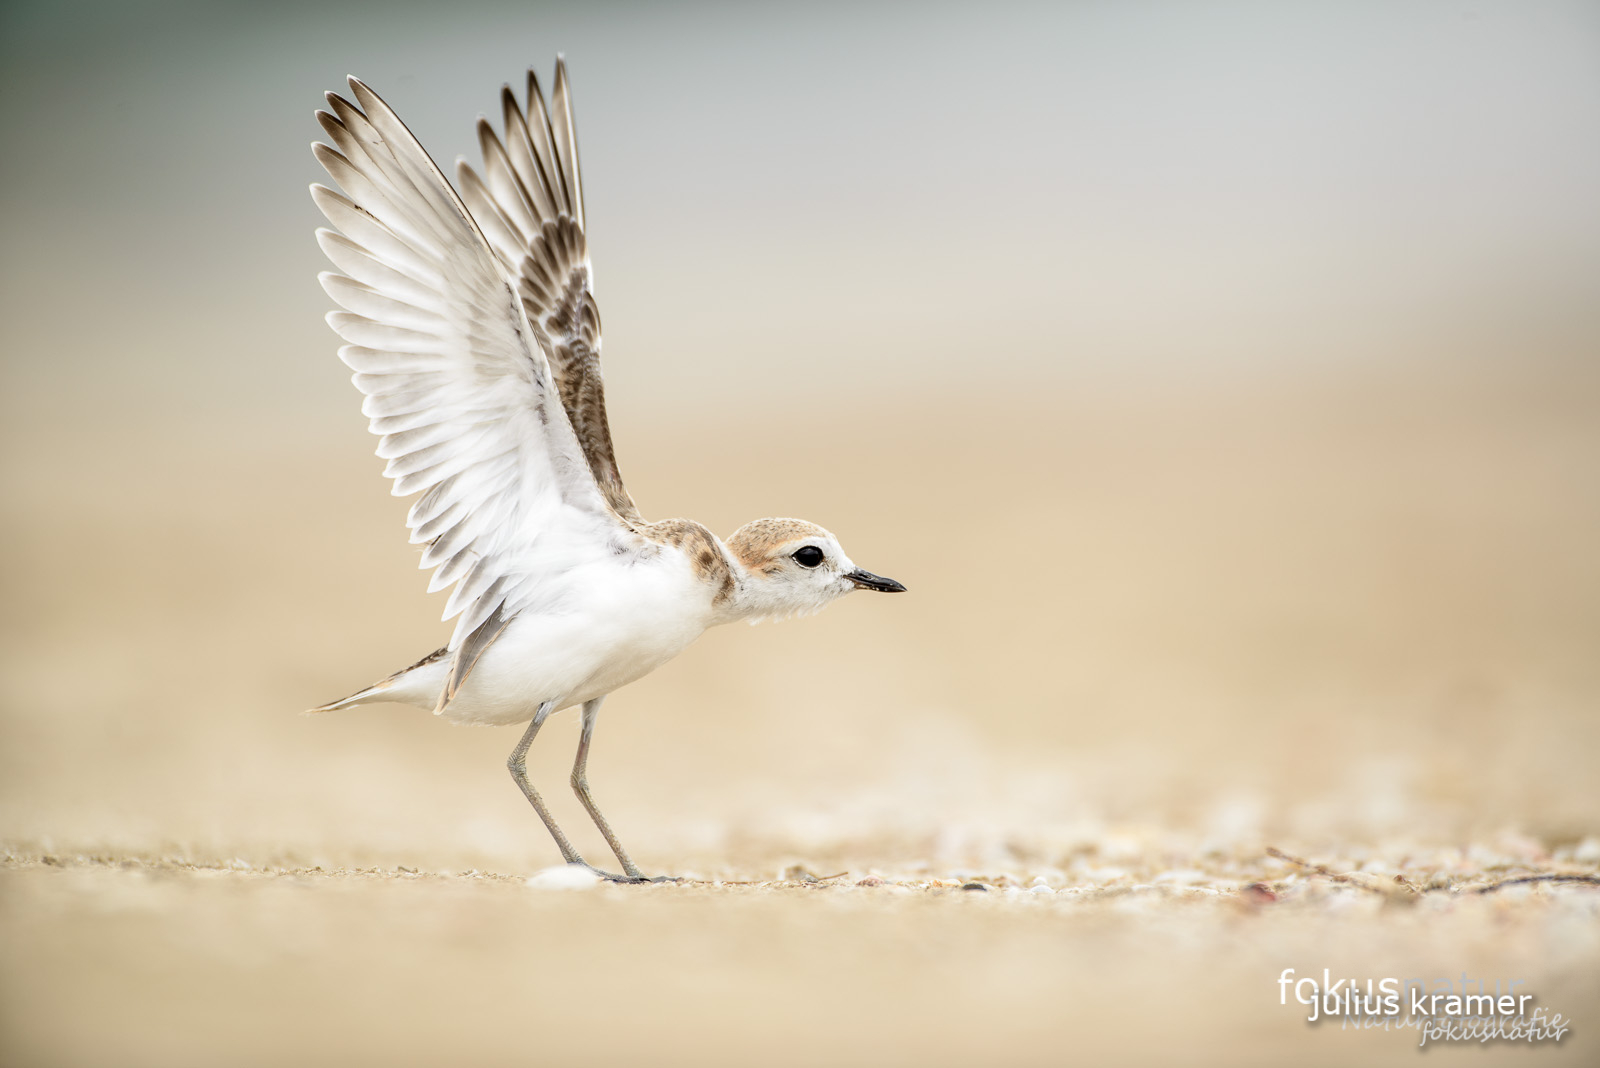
(310, 77), (629, 709)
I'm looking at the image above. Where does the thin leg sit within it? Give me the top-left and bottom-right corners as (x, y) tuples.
(571, 697), (646, 880)
(507, 700), (586, 867)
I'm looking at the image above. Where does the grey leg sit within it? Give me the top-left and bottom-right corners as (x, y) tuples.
(507, 700), (586, 867)
(571, 697), (646, 880)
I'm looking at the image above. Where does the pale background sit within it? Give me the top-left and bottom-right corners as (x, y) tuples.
(2, 1), (1598, 1064)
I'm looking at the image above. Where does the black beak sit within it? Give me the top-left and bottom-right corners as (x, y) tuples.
(847, 568), (907, 593)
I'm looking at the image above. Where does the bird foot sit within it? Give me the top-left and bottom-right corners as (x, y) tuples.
(604, 871), (682, 884)
(573, 862), (679, 884)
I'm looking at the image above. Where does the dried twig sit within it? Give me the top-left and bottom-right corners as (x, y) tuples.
(1471, 874), (1600, 895)
(1267, 848), (1600, 897)
(1265, 846), (1400, 895)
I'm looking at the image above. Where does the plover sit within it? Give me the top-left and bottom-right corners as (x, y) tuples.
(306, 61), (906, 881)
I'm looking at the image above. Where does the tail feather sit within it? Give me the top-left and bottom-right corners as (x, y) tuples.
(305, 683), (391, 714)
(306, 646), (449, 714)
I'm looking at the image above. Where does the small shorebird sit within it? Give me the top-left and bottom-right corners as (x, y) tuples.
(307, 61), (905, 881)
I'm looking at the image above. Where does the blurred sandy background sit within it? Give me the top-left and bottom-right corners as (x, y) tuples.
(2, 1), (1598, 1065)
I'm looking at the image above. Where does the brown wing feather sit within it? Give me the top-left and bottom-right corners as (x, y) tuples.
(456, 60), (640, 523)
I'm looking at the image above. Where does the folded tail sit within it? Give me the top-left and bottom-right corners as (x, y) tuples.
(305, 646), (449, 714)
(305, 683), (391, 714)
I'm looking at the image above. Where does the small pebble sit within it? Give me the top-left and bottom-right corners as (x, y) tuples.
(961, 882), (989, 892)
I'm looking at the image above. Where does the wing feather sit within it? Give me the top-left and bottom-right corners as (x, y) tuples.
(547, 63), (584, 230)
(456, 59), (637, 521)
(311, 75), (630, 709)
(311, 186), (440, 283)
(456, 160), (527, 265)
(315, 230), (442, 308)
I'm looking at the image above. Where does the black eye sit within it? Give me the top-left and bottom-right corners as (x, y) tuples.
(792, 545), (825, 568)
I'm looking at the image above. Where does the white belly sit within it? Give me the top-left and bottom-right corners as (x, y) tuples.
(397, 549), (716, 726)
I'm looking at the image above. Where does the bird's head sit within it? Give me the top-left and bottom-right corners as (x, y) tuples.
(723, 517), (905, 623)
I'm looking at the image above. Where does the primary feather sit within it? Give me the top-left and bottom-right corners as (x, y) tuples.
(456, 61), (638, 521)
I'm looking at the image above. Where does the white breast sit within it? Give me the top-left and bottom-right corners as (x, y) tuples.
(429, 545), (717, 726)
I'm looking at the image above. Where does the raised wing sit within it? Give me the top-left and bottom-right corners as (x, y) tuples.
(310, 76), (629, 707)
(455, 60), (640, 522)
